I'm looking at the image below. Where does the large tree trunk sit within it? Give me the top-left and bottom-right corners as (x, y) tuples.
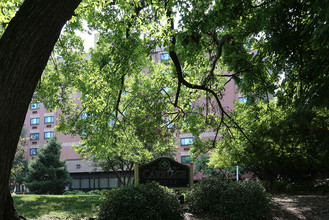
(0, 0), (81, 219)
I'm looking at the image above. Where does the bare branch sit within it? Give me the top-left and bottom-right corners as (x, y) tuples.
(115, 75), (125, 119)
(166, 7), (254, 148)
(174, 81), (181, 107)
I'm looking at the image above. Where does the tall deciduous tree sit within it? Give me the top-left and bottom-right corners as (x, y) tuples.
(25, 137), (71, 194)
(0, 0), (81, 219)
(37, 1), (329, 184)
(210, 100), (329, 182)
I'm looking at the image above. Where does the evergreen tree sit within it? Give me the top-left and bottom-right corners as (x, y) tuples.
(25, 137), (71, 194)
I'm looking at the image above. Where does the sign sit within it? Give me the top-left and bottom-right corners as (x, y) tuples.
(135, 157), (193, 189)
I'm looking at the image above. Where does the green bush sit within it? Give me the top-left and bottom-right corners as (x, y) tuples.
(186, 177), (270, 220)
(86, 189), (102, 195)
(261, 179), (329, 194)
(98, 182), (183, 220)
(63, 190), (86, 195)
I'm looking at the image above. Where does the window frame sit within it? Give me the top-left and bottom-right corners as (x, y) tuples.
(238, 97), (247, 103)
(30, 117), (40, 125)
(160, 53), (170, 61)
(81, 112), (88, 120)
(181, 137), (193, 146)
(30, 103), (40, 110)
(30, 148), (39, 155)
(44, 116), (54, 124)
(181, 155), (191, 164)
(30, 133), (39, 140)
(44, 131), (54, 139)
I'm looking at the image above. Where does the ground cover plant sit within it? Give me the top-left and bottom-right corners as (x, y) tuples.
(99, 182), (183, 220)
(13, 195), (101, 219)
(186, 177), (270, 220)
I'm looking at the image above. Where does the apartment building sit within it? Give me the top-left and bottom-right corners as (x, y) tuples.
(21, 48), (240, 192)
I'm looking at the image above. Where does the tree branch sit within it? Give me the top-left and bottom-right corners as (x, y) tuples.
(166, 7), (254, 148)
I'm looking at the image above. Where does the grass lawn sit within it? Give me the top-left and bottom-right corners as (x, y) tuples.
(13, 194), (102, 219)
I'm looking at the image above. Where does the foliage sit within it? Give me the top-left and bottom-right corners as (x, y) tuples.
(98, 182), (183, 220)
(14, 0), (329, 184)
(10, 138), (28, 187)
(194, 154), (247, 178)
(25, 137), (72, 194)
(63, 189), (109, 195)
(36, 17), (179, 169)
(0, 0), (23, 35)
(209, 100), (329, 182)
(186, 177), (270, 220)
(63, 190), (86, 195)
(13, 194), (101, 219)
(86, 189), (109, 195)
(260, 179), (329, 195)
(194, 154), (220, 177)
(205, 0), (329, 182)
(10, 127), (29, 189)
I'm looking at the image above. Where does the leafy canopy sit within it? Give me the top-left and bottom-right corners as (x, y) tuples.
(16, 0), (329, 181)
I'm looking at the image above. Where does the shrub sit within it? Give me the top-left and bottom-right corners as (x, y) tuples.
(98, 182), (183, 220)
(186, 177), (270, 220)
(261, 179), (329, 194)
(86, 190), (102, 195)
(85, 189), (109, 195)
(63, 190), (86, 195)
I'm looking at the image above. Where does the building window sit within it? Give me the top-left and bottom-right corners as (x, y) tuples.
(76, 164), (81, 169)
(99, 178), (108, 188)
(30, 103), (40, 110)
(81, 179), (89, 189)
(30, 148), (39, 155)
(167, 123), (174, 129)
(30, 118), (39, 125)
(181, 137), (193, 146)
(181, 155), (191, 164)
(109, 178), (119, 188)
(238, 97), (247, 103)
(72, 179), (80, 189)
(30, 133), (39, 140)
(44, 131), (54, 139)
(44, 116), (54, 123)
(81, 112), (87, 120)
(160, 53), (170, 60)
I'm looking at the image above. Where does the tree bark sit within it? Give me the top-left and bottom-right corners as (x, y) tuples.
(0, 0), (81, 219)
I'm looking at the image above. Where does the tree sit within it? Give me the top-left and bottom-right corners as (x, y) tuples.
(209, 100), (329, 182)
(1, 0), (329, 218)
(36, 0), (329, 185)
(9, 138), (28, 193)
(0, 0), (81, 218)
(97, 143), (176, 186)
(24, 137), (71, 194)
